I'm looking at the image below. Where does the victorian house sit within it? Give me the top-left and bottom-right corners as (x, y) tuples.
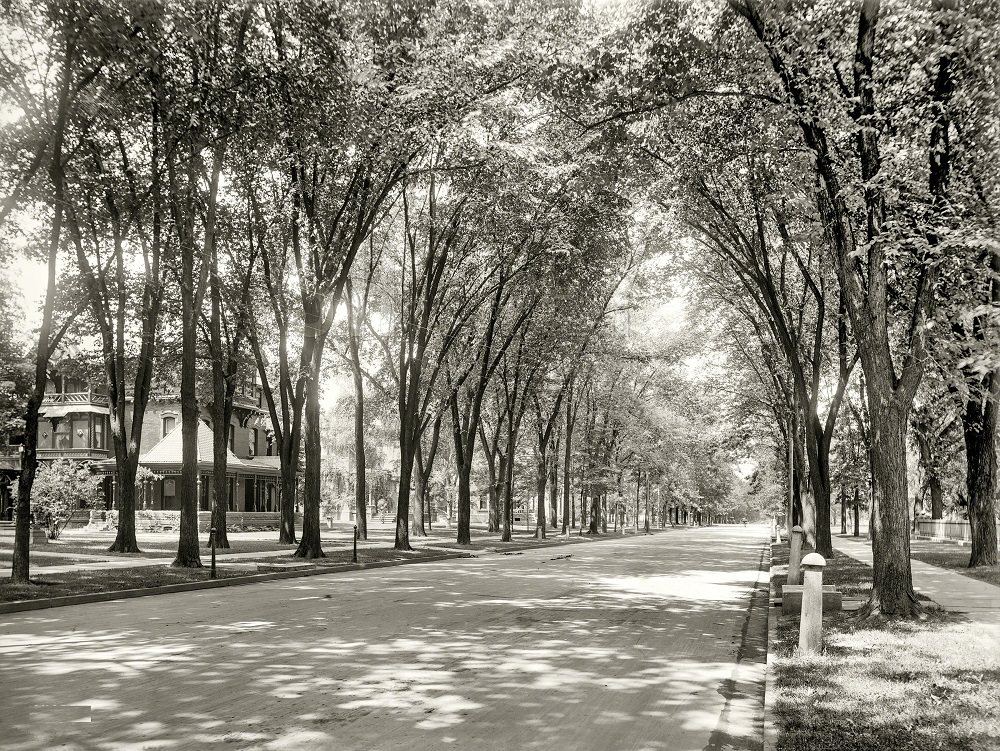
(6, 370), (286, 524)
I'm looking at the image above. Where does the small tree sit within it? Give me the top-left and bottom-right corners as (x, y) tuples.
(31, 459), (102, 539)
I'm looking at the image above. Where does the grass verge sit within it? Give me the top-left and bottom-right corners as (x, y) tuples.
(0, 546), (457, 603)
(0, 565), (257, 602)
(771, 543), (1000, 751)
(0, 538), (302, 560)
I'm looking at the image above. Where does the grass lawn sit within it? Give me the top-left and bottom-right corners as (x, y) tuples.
(0, 565), (258, 603)
(0, 536), (304, 561)
(771, 542), (1000, 751)
(227, 544), (462, 566)
(0, 543), (464, 604)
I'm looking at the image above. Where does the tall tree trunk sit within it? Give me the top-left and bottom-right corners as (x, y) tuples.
(914, 428), (945, 520)
(548, 447), (558, 529)
(805, 421), (833, 556)
(453, 394), (476, 544)
(644, 474), (650, 533)
(491, 452), (504, 534)
(962, 243), (999, 566)
(11, 31), (75, 582)
(174, 128), (223, 568)
(588, 488), (600, 534)
(453, 461), (471, 541)
(347, 289), (367, 541)
(500, 429), (516, 543)
(175, 256), (202, 568)
(209, 249), (231, 549)
(634, 471), (641, 533)
(853, 486), (860, 537)
(865, 402), (920, 616)
(110, 453), (142, 552)
(840, 481), (847, 536)
(732, 0), (935, 619)
(562, 394), (573, 534)
(534, 445), (547, 540)
(11, 206), (63, 582)
(480, 425), (500, 534)
(395, 416), (416, 551)
(964, 383), (998, 567)
(412, 440), (427, 538)
(295, 342), (325, 558)
(278, 441), (297, 544)
(792, 431), (817, 547)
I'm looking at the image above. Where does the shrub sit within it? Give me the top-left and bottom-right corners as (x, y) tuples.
(31, 459), (102, 538)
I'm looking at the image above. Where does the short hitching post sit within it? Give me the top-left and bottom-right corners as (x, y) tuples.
(798, 552), (826, 655)
(352, 524), (358, 563)
(787, 524), (804, 585)
(210, 526), (217, 579)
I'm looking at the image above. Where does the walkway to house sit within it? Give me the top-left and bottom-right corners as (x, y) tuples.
(832, 535), (1000, 625)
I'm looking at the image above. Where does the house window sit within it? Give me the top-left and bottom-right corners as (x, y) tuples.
(93, 417), (105, 449)
(55, 420), (72, 450)
(72, 418), (90, 448)
(162, 415), (176, 437)
(250, 428), (257, 456)
(37, 420), (53, 448)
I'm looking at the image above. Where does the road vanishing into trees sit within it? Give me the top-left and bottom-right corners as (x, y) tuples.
(0, 527), (769, 751)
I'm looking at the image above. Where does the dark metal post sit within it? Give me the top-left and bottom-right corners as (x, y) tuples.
(352, 525), (358, 563)
(210, 527), (217, 579)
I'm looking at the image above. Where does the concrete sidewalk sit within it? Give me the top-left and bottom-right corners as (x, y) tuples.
(833, 535), (1000, 624)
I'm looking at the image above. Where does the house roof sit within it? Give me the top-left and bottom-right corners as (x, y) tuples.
(91, 420), (281, 477)
(242, 455), (281, 471)
(140, 421), (226, 465)
(137, 421), (280, 476)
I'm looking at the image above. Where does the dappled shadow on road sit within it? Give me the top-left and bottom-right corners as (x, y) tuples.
(0, 527), (769, 751)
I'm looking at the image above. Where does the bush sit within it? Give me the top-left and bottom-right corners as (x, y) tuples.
(31, 459), (102, 539)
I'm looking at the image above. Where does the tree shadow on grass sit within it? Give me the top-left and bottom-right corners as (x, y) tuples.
(771, 557), (1000, 751)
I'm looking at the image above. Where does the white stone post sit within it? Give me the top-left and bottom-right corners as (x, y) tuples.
(787, 524), (804, 585)
(798, 552), (826, 655)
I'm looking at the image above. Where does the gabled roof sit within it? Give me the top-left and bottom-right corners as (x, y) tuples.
(140, 420), (230, 465)
(91, 420), (281, 477)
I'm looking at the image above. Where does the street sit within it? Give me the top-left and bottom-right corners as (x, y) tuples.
(0, 526), (769, 751)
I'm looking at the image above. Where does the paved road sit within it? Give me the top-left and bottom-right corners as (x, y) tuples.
(0, 526), (769, 751)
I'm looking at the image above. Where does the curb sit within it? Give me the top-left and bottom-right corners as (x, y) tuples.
(763, 540), (780, 751)
(0, 551), (473, 616)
